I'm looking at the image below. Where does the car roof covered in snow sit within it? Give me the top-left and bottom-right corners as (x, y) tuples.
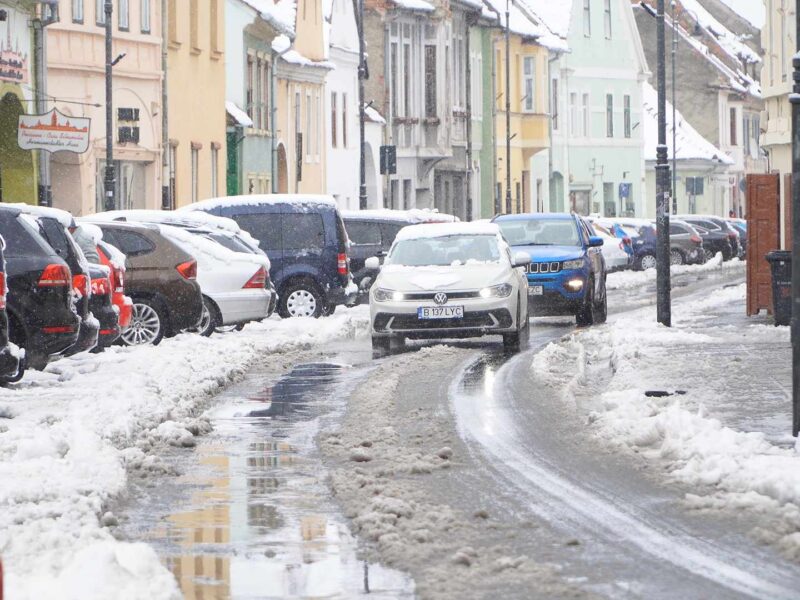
(395, 222), (501, 242)
(6, 203), (75, 228)
(341, 208), (458, 224)
(178, 194), (338, 212)
(493, 212), (577, 222)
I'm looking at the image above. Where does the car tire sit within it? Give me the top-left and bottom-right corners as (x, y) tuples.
(594, 277), (608, 324)
(195, 297), (221, 337)
(670, 249), (685, 265)
(278, 280), (325, 318)
(636, 253), (657, 271)
(703, 248), (714, 262)
(0, 355), (26, 385)
(576, 280), (596, 327)
(216, 323), (245, 333)
(371, 335), (391, 358)
(504, 302), (530, 352)
(121, 299), (166, 346)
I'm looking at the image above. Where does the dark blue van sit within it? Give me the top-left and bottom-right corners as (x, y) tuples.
(180, 195), (355, 318)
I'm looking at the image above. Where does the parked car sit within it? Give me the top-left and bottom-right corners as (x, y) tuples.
(677, 215), (739, 260)
(691, 225), (733, 262)
(0, 206), (80, 370)
(493, 213), (607, 326)
(728, 218), (747, 255)
(0, 237), (22, 382)
(588, 221), (631, 272)
(667, 219), (705, 265)
(83, 220), (203, 346)
(343, 209), (458, 302)
(180, 195), (356, 318)
(95, 237), (133, 333)
(368, 222), (530, 353)
(87, 262), (121, 350)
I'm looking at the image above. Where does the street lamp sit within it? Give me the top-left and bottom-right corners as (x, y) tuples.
(656, 0), (672, 326)
(504, 0), (512, 214)
(355, 0), (367, 210)
(103, 0), (115, 212)
(790, 0), (800, 436)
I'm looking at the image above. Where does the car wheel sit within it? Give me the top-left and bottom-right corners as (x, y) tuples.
(278, 281), (324, 318)
(637, 253), (657, 270)
(703, 248), (714, 262)
(0, 355), (26, 385)
(121, 299), (165, 346)
(195, 298), (220, 337)
(576, 280), (595, 327)
(371, 335), (391, 358)
(670, 249), (684, 265)
(594, 277), (608, 324)
(216, 323), (245, 333)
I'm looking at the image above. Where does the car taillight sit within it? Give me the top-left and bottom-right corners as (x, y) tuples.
(112, 267), (124, 293)
(337, 253), (348, 275)
(243, 266), (267, 289)
(0, 271), (5, 310)
(72, 274), (89, 298)
(91, 276), (111, 296)
(38, 264), (71, 287)
(727, 232), (736, 239)
(690, 235), (702, 244)
(622, 236), (632, 246)
(176, 260), (197, 280)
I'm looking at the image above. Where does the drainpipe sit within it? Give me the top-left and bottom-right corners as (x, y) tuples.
(161, 0), (170, 209)
(484, 2), (501, 215)
(464, 15), (473, 221)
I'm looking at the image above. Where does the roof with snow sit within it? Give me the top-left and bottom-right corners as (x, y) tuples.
(392, 0), (435, 12)
(642, 82), (734, 165)
(679, 0), (760, 65)
(226, 101), (253, 127)
(717, 0), (765, 29)
(395, 221), (500, 241)
(242, 0), (296, 35)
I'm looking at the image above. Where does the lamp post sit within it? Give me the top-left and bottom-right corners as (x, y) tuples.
(504, 0), (512, 214)
(103, 0), (115, 212)
(790, 0), (800, 437)
(656, 0), (672, 326)
(355, 0), (367, 210)
(670, 1), (677, 214)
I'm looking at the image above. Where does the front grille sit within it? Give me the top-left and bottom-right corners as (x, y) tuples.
(401, 290), (481, 301)
(374, 309), (513, 332)
(525, 261), (561, 274)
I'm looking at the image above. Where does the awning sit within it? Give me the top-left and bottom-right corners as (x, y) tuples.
(225, 101), (253, 128)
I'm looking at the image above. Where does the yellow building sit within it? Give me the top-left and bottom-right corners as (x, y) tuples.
(167, 0), (226, 207)
(489, 2), (551, 214)
(273, 0), (330, 194)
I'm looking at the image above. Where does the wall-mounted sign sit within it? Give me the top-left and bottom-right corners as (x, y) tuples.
(18, 109), (91, 153)
(0, 9), (30, 84)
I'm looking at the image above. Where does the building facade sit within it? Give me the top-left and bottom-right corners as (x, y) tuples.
(167, 0), (226, 207)
(46, 0), (162, 215)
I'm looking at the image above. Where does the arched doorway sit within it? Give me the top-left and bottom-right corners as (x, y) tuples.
(364, 142), (377, 208)
(0, 92), (36, 203)
(277, 143), (288, 193)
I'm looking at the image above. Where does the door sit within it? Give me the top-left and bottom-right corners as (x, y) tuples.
(228, 211), (284, 284)
(345, 219), (383, 274)
(746, 174), (780, 316)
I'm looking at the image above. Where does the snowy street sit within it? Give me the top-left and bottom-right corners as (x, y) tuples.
(4, 258), (799, 599)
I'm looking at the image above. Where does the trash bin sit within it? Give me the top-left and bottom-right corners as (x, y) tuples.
(766, 250), (792, 326)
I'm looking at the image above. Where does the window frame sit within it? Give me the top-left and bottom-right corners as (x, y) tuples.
(606, 93), (614, 138)
(522, 56), (536, 113)
(140, 0), (151, 33)
(583, 0), (591, 37)
(118, 0), (129, 31)
(72, 0), (84, 24)
(604, 0), (612, 39)
(96, 0), (106, 26)
(623, 94), (631, 138)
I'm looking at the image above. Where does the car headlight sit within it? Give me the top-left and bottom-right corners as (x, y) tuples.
(374, 288), (404, 302)
(478, 283), (513, 298)
(562, 259), (584, 270)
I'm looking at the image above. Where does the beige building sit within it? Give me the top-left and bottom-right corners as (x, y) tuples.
(273, 0), (330, 194)
(47, 0), (163, 214)
(167, 0), (226, 207)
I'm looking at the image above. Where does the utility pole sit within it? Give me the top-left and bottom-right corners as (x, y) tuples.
(161, 0), (170, 210)
(671, 0), (677, 214)
(355, 0), (367, 210)
(790, 0), (800, 437)
(505, 0), (511, 214)
(103, 0), (115, 212)
(655, 0), (672, 326)
(32, 2), (57, 207)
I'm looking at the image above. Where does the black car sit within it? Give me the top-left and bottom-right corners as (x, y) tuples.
(21, 209), (100, 357)
(678, 215), (739, 260)
(87, 263), (121, 350)
(692, 225), (733, 262)
(0, 206), (80, 371)
(0, 237), (22, 382)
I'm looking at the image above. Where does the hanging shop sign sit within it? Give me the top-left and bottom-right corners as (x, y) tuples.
(18, 109), (91, 154)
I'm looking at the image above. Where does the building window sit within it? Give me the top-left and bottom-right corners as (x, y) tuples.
(390, 42), (398, 117)
(604, 0), (612, 39)
(768, 0), (774, 85)
(729, 107), (737, 145)
(552, 78), (559, 130)
(191, 147), (199, 203)
(306, 92), (312, 161)
(744, 116), (751, 155)
(169, 144), (177, 204)
(403, 42), (411, 117)
(342, 93), (348, 148)
(262, 61), (270, 130)
(523, 57), (535, 112)
(606, 94), (614, 137)
(210, 0), (220, 53)
(569, 92), (577, 136)
(141, 0), (150, 32)
(211, 146), (219, 197)
(403, 179), (412, 210)
(118, 0), (129, 30)
(168, 0), (178, 43)
(96, 0), (106, 25)
(72, 0), (84, 23)
(254, 58), (262, 129)
(190, 0), (199, 51)
(331, 93), (337, 147)
(425, 45), (437, 118)
(781, 0), (787, 82)
(583, 0), (591, 36)
(582, 93), (590, 137)
(246, 56), (254, 123)
(314, 90), (321, 158)
(624, 94), (631, 138)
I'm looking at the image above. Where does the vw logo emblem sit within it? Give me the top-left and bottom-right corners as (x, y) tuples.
(433, 292), (448, 305)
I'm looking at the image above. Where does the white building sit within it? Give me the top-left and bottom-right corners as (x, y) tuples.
(323, 0), (383, 209)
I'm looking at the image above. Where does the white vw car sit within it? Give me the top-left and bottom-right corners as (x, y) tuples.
(367, 222), (530, 353)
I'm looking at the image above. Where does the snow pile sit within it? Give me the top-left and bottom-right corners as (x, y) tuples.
(0, 307), (370, 599)
(531, 285), (800, 558)
(606, 254), (744, 291)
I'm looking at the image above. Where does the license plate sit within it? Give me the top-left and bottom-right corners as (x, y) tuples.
(417, 306), (464, 319)
(529, 285), (544, 296)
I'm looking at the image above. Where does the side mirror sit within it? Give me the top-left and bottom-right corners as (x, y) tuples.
(511, 251), (531, 268)
(588, 236), (604, 248)
(364, 256), (381, 270)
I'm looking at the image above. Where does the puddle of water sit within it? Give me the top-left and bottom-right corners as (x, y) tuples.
(121, 362), (414, 600)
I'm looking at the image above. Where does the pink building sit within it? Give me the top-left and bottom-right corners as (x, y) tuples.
(47, 0), (163, 215)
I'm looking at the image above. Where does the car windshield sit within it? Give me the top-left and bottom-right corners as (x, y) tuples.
(387, 234), (501, 267)
(497, 218), (580, 247)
